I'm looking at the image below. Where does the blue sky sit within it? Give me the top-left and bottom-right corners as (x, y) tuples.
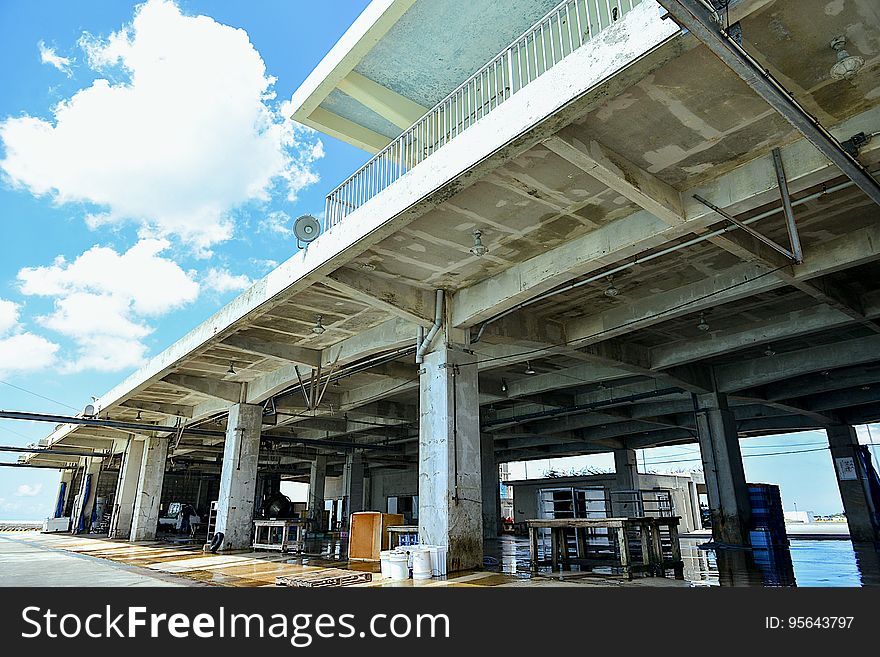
(0, 0), (876, 521)
(0, 0), (370, 518)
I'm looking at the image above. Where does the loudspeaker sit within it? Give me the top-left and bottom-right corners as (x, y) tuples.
(293, 214), (321, 243)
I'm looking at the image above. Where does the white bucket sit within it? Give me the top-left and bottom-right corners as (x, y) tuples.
(386, 551), (409, 581)
(379, 550), (395, 578)
(411, 547), (433, 580)
(431, 545), (448, 576)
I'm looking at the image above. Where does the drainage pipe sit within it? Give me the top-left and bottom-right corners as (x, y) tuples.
(416, 290), (444, 364)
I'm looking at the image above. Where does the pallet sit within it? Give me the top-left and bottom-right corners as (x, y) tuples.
(275, 568), (372, 588)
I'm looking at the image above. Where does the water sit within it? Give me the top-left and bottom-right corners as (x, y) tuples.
(681, 538), (880, 587)
(486, 535), (880, 586)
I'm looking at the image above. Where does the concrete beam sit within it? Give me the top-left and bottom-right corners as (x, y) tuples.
(651, 303), (872, 369)
(544, 129), (685, 226)
(717, 335), (880, 393)
(453, 105), (880, 329)
(162, 374), (242, 403)
(222, 333), (322, 367)
(336, 71), (428, 129)
(119, 400), (194, 418)
(323, 269), (436, 327)
(300, 108), (389, 153)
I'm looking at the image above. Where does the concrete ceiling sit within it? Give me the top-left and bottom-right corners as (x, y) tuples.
(25, 0), (880, 471)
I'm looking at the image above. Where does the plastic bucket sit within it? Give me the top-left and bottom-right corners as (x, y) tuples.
(411, 547), (433, 580)
(379, 550), (395, 578)
(424, 545), (447, 576)
(387, 551), (409, 581)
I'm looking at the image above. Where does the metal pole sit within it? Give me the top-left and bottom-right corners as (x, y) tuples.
(772, 147), (804, 264)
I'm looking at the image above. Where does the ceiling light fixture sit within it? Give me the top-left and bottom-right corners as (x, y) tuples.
(603, 275), (620, 298)
(697, 312), (710, 332)
(524, 361), (536, 375)
(470, 229), (488, 257)
(312, 315), (326, 335)
(227, 361), (236, 375)
(501, 378), (508, 393)
(763, 345), (776, 357)
(830, 36), (864, 81)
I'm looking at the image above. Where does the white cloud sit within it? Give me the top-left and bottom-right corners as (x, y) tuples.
(2, 0), (323, 253)
(15, 483), (43, 497)
(259, 210), (293, 237)
(202, 268), (252, 294)
(18, 239), (199, 372)
(38, 41), (73, 77)
(0, 298), (59, 376)
(0, 298), (18, 333)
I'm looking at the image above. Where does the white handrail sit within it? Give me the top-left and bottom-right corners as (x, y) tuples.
(323, 0), (643, 231)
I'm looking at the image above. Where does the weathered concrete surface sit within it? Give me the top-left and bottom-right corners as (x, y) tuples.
(826, 425), (880, 544)
(343, 450), (365, 521)
(215, 403), (263, 550)
(309, 455), (328, 531)
(109, 438), (145, 539)
(419, 345), (483, 571)
(71, 457), (101, 534)
(130, 437), (169, 542)
(480, 432), (499, 538)
(694, 392), (752, 546)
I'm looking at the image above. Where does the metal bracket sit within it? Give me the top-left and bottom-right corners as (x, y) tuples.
(692, 194), (798, 263)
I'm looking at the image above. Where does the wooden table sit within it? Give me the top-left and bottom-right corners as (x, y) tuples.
(386, 525), (419, 549)
(525, 517), (684, 580)
(253, 519), (309, 553)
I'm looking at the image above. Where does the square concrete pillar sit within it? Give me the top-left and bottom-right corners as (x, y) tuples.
(480, 432), (500, 538)
(130, 436), (169, 541)
(72, 457), (102, 533)
(215, 403), (263, 550)
(309, 454), (327, 531)
(613, 447), (639, 490)
(694, 392), (752, 546)
(54, 469), (74, 519)
(612, 447), (640, 516)
(826, 425), (880, 544)
(419, 346), (483, 571)
(343, 451), (365, 521)
(109, 437), (145, 539)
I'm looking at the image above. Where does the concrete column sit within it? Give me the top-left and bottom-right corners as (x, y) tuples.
(418, 346), (483, 571)
(109, 437), (145, 539)
(130, 436), (169, 541)
(215, 403), (262, 550)
(826, 425), (880, 544)
(480, 432), (499, 538)
(612, 447), (640, 516)
(343, 451), (365, 522)
(72, 457), (102, 533)
(309, 455), (327, 531)
(614, 448), (639, 490)
(54, 469), (74, 519)
(694, 392), (752, 546)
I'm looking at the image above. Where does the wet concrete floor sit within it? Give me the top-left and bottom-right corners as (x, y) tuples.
(2, 531), (876, 587)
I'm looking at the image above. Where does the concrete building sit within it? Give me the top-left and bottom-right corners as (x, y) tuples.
(20, 0), (880, 572)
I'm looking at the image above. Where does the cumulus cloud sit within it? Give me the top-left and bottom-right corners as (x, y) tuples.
(0, 298), (59, 376)
(2, 0), (323, 253)
(18, 239), (199, 372)
(38, 41), (73, 77)
(15, 484), (43, 497)
(202, 268), (252, 294)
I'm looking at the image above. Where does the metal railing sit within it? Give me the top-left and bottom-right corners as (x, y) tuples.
(323, 0), (644, 230)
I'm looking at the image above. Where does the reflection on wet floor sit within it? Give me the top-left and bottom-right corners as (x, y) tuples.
(5, 532), (879, 587)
